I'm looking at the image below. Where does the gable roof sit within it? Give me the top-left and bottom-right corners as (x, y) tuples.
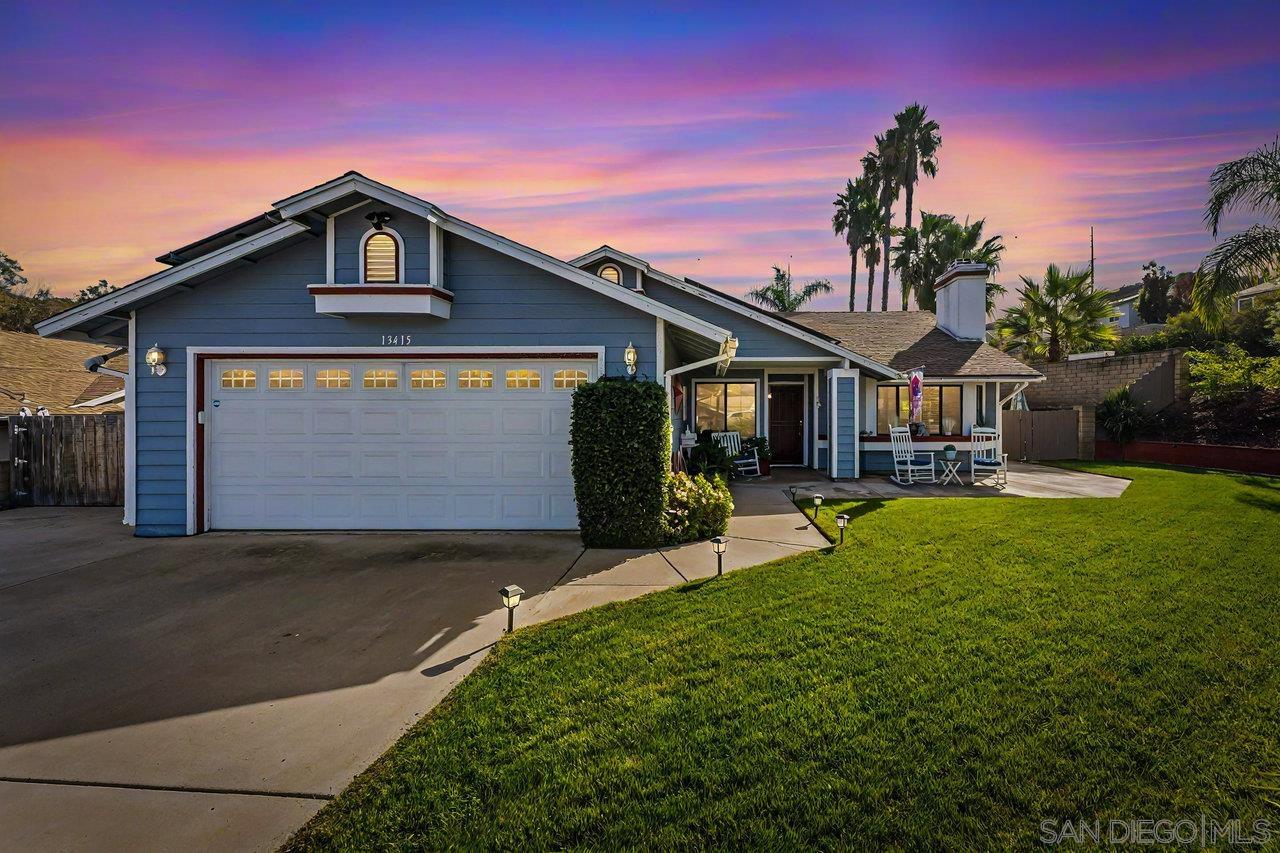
(783, 312), (1043, 380)
(1236, 280), (1280, 299)
(1106, 282), (1143, 304)
(0, 331), (126, 414)
(568, 245), (900, 378)
(38, 173), (733, 349)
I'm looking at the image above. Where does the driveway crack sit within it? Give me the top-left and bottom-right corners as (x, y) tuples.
(0, 775), (334, 801)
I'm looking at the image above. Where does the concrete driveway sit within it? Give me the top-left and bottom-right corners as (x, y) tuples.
(0, 488), (827, 851)
(0, 509), (584, 851)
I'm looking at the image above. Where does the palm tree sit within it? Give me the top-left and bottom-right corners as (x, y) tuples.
(892, 214), (1006, 312)
(832, 179), (879, 312)
(874, 132), (902, 312)
(746, 265), (833, 312)
(859, 150), (884, 312)
(890, 103), (941, 309)
(1195, 137), (1280, 326)
(994, 264), (1118, 362)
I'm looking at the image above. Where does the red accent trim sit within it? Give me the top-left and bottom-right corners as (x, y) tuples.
(1096, 440), (1280, 476)
(201, 351), (598, 361)
(308, 285), (454, 301)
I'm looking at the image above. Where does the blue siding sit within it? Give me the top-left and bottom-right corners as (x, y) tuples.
(334, 207), (430, 283)
(642, 277), (833, 359)
(133, 229), (658, 535)
(835, 376), (857, 478)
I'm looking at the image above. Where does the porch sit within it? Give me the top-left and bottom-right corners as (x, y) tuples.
(742, 463), (1130, 500)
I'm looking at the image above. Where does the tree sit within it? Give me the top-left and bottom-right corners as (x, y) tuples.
(859, 149), (885, 312)
(892, 213), (1006, 312)
(1195, 137), (1280, 326)
(1136, 261), (1174, 323)
(889, 103), (941, 309)
(832, 178), (879, 312)
(994, 264), (1119, 362)
(0, 250), (28, 292)
(746, 266), (833, 313)
(874, 132), (902, 312)
(76, 279), (117, 303)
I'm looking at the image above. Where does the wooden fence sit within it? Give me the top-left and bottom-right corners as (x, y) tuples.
(6, 414), (125, 507)
(1001, 409), (1081, 461)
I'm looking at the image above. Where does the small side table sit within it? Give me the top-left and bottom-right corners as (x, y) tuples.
(938, 457), (964, 486)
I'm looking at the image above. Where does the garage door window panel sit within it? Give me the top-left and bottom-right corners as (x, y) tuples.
(363, 368), (400, 389)
(220, 368), (257, 389)
(553, 369), (589, 390)
(410, 369), (447, 389)
(459, 369), (494, 389)
(268, 368), (304, 390)
(505, 369), (541, 389)
(314, 367), (352, 390)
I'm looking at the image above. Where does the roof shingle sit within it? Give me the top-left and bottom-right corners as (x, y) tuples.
(782, 311), (1042, 379)
(0, 331), (125, 414)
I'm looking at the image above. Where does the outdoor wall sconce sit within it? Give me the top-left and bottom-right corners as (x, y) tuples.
(145, 343), (167, 376)
(836, 513), (849, 544)
(711, 536), (728, 577)
(624, 342), (638, 376)
(499, 584), (524, 633)
(811, 493), (823, 521)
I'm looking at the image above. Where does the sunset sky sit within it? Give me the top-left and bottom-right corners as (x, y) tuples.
(2, 1), (1277, 310)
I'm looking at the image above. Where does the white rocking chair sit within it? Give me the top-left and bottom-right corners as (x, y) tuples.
(712, 431), (761, 477)
(970, 427), (1008, 487)
(889, 426), (935, 485)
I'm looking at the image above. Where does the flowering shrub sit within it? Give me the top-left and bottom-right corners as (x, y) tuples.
(663, 472), (733, 545)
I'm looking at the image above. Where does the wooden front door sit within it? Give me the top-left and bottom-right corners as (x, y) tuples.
(768, 384), (805, 464)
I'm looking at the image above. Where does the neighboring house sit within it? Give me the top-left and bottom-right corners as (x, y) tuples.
(0, 330), (126, 415)
(1234, 281), (1279, 312)
(38, 172), (1041, 537)
(1103, 282), (1143, 329)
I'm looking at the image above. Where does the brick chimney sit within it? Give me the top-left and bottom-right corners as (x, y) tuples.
(933, 261), (989, 340)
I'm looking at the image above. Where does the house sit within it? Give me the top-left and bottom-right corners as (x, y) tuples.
(1103, 282), (1143, 329)
(0, 330), (126, 415)
(1234, 280), (1279, 312)
(38, 172), (1041, 536)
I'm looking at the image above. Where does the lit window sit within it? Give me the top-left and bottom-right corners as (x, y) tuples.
(363, 232), (399, 283)
(315, 368), (351, 389)
(505, 368), (541, 389)
(695, 382), (756, 439)
(363, 368), (400, 389)
(220, 368), (256, 389)
(268, 368), (304, 389)
(410, 369), (446, 389)
(876, 385), (961, 435)
(599, 264), (622, 285)
(553, 369), (589, 389)
(458, 369), (493, 389)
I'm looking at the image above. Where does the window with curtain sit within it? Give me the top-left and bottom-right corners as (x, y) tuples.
(363, 232), (399, 283)
(695, 382), (757, 438)
(876, 385), (962, 435)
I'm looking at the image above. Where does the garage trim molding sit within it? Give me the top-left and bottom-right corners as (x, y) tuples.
(185, 345), (606, 534)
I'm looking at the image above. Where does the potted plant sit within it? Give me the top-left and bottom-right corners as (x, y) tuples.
(744, 435), (772, 475)
(943, 443), (958, 461)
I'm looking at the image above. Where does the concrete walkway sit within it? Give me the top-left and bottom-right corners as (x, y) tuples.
(762, 461), (1130, 499)
(0, 486), (825, 853)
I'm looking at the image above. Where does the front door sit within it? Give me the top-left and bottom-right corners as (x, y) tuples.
(768, 384), (804, 464)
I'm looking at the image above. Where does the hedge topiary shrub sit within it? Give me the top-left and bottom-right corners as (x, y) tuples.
(570, 377), (670, 547)
(663, 472), (733, 544)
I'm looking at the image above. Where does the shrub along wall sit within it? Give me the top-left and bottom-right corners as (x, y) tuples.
(570, 378), (670, 548)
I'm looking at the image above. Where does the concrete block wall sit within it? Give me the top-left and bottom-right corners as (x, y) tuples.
(1024, 349), (1185, 410)
(1076, 405), (1096, 461)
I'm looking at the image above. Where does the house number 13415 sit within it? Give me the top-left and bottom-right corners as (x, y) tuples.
(380, 334), (413, 346)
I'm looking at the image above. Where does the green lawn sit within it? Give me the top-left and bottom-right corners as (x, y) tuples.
(288, 464), (1280, 850)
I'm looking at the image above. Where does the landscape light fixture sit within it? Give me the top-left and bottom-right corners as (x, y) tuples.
(711, 537), (728, 577)
(499, 584), (524, 633)
(811, 493), (823, 521)
(624, 342), (638, 376)
(788, 485), (798, 500)
(836, 513), (849, 544)
(145, 344), (167, 376)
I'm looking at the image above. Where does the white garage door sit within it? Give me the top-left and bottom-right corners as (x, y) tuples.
(205, 358), (594, 530)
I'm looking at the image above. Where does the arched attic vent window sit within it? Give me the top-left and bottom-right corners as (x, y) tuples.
(598, 264), (622, 285)
(363, 231), (400, 283)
